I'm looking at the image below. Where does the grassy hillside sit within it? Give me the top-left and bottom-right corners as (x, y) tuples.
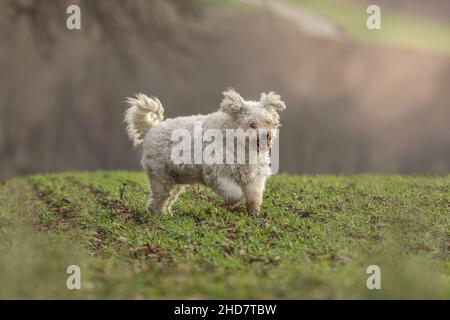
(286, 0), (450, 55)
(0, 172), (448, 299)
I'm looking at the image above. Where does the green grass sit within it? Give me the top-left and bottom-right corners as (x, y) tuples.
(286, 0), (450, 55)
(0, 171), (449, 299)
(200, 0), (259, 11)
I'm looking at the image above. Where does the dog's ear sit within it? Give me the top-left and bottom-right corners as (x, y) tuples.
(260, 91), (286, 113)
(220, 88), (245, 116)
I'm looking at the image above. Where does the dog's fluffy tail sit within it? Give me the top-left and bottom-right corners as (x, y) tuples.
(124, 93), (164, 147)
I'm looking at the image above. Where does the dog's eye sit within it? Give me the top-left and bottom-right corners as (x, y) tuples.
(250, 123), (257, 129)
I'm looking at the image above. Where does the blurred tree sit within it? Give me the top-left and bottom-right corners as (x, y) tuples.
(0, 0), (201, 178)
(0, 0), (199, 59)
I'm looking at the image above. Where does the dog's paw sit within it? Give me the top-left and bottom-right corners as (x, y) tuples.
(147, 205), (173, 216)
(246, 202), (260, 216)
(227, 205), (243, 214)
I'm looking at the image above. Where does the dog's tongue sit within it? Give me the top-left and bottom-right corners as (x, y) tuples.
(258, 141), (270, 152)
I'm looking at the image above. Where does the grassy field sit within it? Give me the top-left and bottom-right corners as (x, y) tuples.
(206, 0), (450, 55)
(0, 171), (448, 299)
(285, 0), (450, 55)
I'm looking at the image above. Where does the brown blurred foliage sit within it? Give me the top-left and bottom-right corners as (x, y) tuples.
(0, 0), (198, 53)
(0, 0), (200, 177)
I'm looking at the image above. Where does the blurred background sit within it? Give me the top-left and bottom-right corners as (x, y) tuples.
(0, 0), (449, 179)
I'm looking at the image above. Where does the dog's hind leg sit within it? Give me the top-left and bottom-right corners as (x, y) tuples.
(165, 184), (186, 214)
(147, 173), (175, 215)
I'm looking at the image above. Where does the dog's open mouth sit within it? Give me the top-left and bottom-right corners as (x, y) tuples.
(257, 130), (272, 151)
(266, 131), (272, 149)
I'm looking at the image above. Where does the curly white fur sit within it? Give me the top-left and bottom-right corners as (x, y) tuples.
(124, 93), (164, 147)
(123, 88), (286, 216)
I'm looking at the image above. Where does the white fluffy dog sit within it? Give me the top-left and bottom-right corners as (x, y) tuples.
(124, 88), (286, 216)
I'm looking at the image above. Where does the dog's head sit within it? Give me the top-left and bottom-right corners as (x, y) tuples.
(220, 88), (286, 150)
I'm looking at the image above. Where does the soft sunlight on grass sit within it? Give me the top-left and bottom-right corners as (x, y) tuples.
(286, 0), (450, 55)
(201, 0), (259, 11)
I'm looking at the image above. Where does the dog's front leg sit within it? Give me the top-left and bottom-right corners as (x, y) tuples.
(209, 177), (244, 209)
(243, 175), (266, 216)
